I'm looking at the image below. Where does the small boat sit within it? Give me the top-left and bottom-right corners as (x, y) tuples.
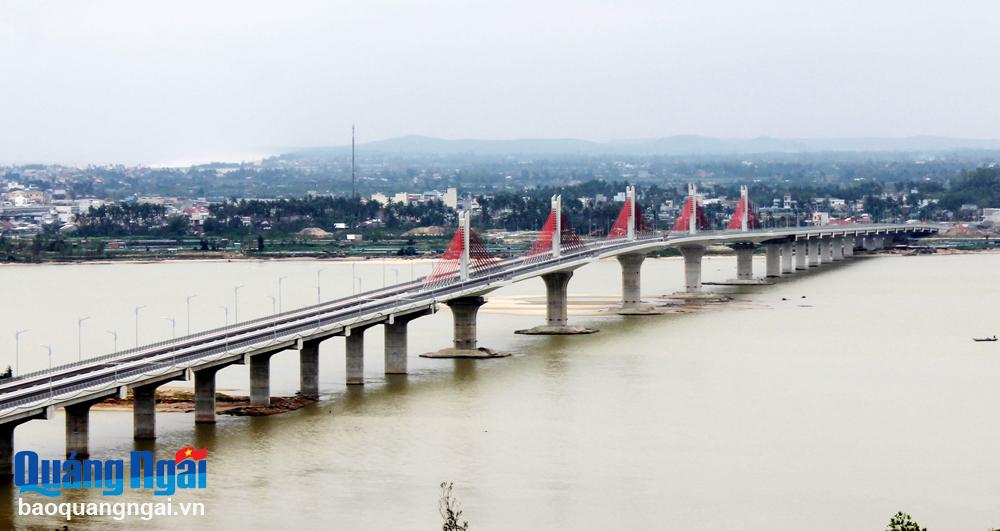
(973, 336), (998, 342)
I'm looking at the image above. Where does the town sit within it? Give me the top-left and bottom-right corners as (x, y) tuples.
(1, 154), (998, 261)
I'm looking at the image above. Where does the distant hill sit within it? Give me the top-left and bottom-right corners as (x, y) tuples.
(281, 134), (1000, 159)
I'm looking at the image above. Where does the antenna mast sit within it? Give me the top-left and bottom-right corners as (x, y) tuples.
(351, 124), (356, 198)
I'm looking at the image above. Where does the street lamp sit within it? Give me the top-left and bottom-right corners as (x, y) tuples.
(77, 316), (91, 361)
(163, 317), (176, 339)
(219, 305), (229, 326)
(186, 294), (198, 335)
(14, 329), (29, 376)
(106, 330), (118, 353)
(234, 285), (244, 323)
(278, 276), (288, 313)
(355, 277), (362, 295)
(266, 295), (277, 315)
(41, 345), (53, 397)
(351, 263), (357, 294)
(316, 269), (328, 304)
(392, 268), (399, 285)
(134, 305), (146, 348)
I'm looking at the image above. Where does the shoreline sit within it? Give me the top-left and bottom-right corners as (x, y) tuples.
(3, 244), (997, 267)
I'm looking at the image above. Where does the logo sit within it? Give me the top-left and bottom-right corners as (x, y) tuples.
(14, 446), (208, 497)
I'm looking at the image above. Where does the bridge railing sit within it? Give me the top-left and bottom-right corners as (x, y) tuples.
(2, 274), (432, 386)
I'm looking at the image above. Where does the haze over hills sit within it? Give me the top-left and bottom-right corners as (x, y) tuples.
(282, 135), (1000, 159)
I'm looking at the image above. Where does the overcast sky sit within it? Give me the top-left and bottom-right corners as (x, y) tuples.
(2, 0), (999, 165)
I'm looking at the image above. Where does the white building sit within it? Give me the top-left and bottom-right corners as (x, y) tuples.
(444, 187), (458, 209)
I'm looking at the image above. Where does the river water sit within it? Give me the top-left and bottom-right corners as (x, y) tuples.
(2, 253), (999, 530)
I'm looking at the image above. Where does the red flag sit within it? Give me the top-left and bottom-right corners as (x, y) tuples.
(175, 446), (209, 463)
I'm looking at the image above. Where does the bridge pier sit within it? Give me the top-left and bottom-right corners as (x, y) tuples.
(844, 237), (855, 257)
(517, 271), (597, 333)
(765, 243), (781, 277)
(807, 239), (820, 267)
(422, 296), (508, 358)
(832, 237), (845, 261)
(734, 243), (754, 280)
(299, 339), (321, 398)
(617, 253), (651, 312)
(194, 366), (223, 423)
(679, 245), (705, 292)
(795, 241), (807, 270)
(65, 397), (111, 459)
(250, 351), (282, 405)
(0, 413), (47, 478)
(863, 236), (876, 251)
(346, 325), (377, 385)
(384, 310), (433, 373)
(781, 242), (793, 274)
(817, 238), (830, 265)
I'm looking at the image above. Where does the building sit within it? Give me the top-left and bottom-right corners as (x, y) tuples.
(443, 187), (458, 209)
(812, 212), (830, 226)
(983, 208), (1000, 223)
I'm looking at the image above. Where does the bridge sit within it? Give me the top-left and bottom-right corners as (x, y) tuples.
(0, 185), (938, 476)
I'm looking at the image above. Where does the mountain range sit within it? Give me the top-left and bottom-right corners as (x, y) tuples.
(281, 135), (1000, 159)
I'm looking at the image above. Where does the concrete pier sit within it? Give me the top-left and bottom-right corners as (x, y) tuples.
(66, 399), (106, 459)
(0, 413), (46, 477)
(817, 238), (830, 265)
(299, 339), (320, 398)
(250, 351), (280, 405)
(422, 296), (508, 358)
(384, 311), (433, 373)
(807, 239), (820, 267)
(132, 383), (161, 439)
(844, 238), (855, 257)
(680, 245), (706, 292)
(346, 327), (372, 385)
(832, 237), (845, 261)
(517, 271), (597, 333)
(194, 366), (222, 423)
(795, 241), (807, 270)
(734, 244), (754, 280)
(765, 243), (781, 277)
(781, 242), (793, 274)
(617, 253), (647, 310)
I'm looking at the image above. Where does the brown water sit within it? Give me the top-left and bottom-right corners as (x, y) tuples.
(2, 253), (999, 530)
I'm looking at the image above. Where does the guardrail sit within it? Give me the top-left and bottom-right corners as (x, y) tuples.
(0, 223), (935, 402)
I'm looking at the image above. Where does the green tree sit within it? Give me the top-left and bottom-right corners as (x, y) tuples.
(439, 482), (469, 531)
(886, 511), (926, 531)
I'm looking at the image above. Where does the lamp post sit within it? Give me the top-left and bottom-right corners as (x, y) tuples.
(316, 269), (328, 304)
(134, 305), (146, 348)
(41, 345), (53, 398)
(163, 317), (176, 339)
(186, 294), (198, 336)
(351, 263), (357, 294)
(14, 329), (29, 376)
(278, 276), (288, 313)
(77, 316), (91, 361)
(392, 268), (399, 285)
(266, 295), (277, 315)
(219, 305), (229, 326)
(106, 330), (118, 353)
(234, 285), (244, 323)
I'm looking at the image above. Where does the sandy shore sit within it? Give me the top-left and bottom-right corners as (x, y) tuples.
(93, 387), (316, 416)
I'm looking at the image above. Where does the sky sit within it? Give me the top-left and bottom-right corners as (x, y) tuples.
(1, 0), (999, 165)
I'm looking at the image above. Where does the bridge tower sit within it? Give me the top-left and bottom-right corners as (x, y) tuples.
(740, 185), (748, 232)
(627, 186), (637, 240)
(459, 210), (471, 281)
(688, 183), (698, 234)
(552, 194), (562, 257)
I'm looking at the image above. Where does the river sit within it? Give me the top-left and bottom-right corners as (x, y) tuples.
(2, 253), (999, 529)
